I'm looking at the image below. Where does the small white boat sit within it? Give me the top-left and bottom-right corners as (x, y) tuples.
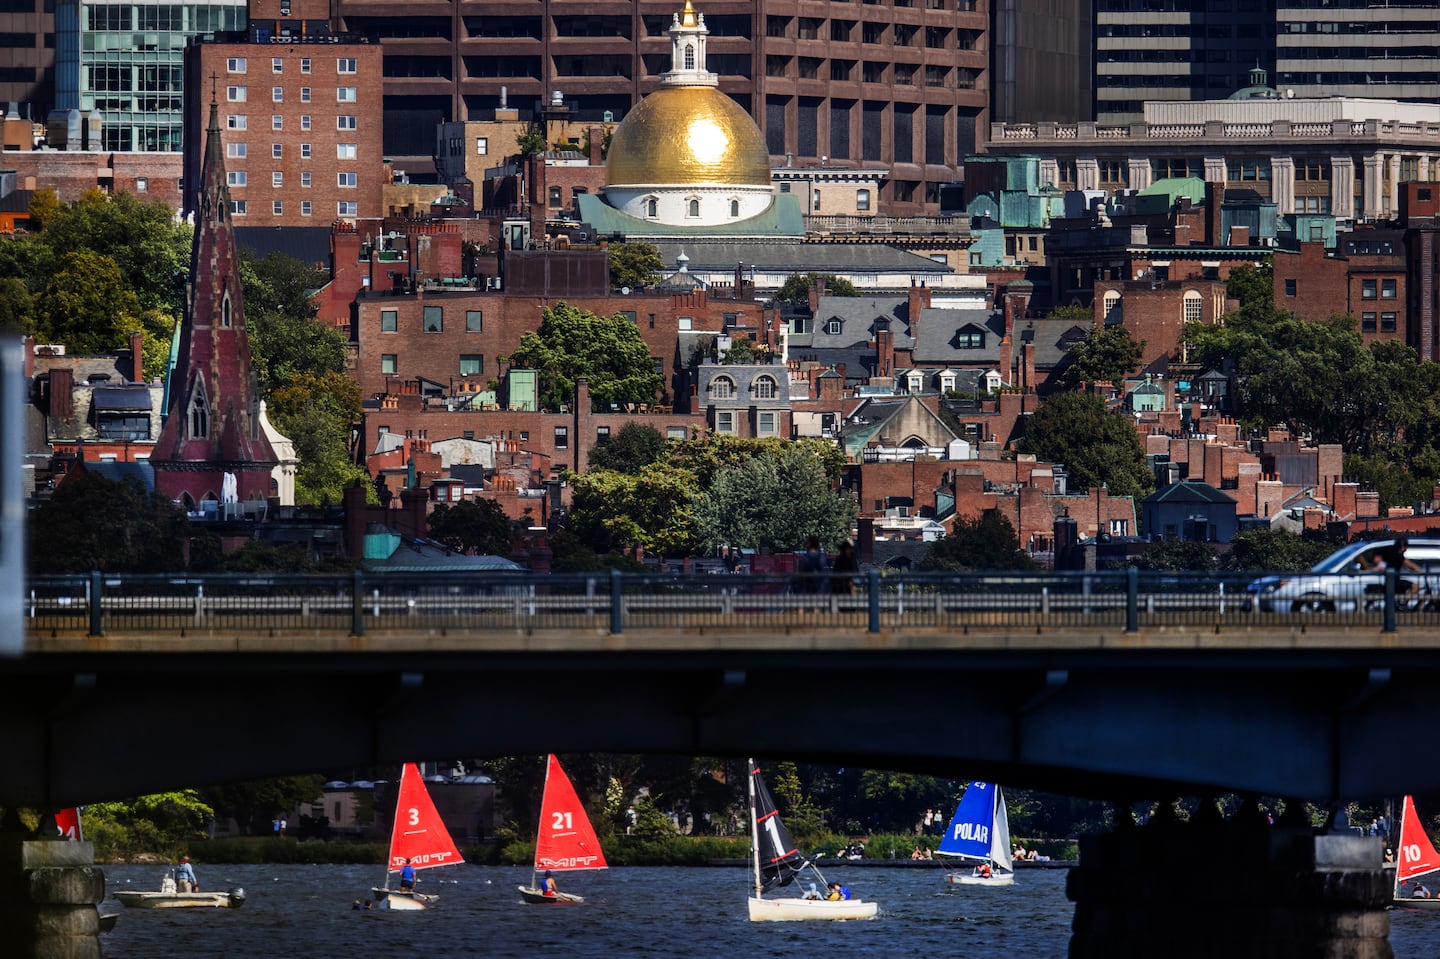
(746, 758), (878, 922)
(517, 754), (608, 904)
(114, 875), (245, 909)
(937, 781), (1015, 887)
(369, 763), (465, 910)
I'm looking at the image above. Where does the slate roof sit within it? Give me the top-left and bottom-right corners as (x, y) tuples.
(234, 226), (334, 267)
(1143, 481), (1238, 506)
(789, 294), (915, 352)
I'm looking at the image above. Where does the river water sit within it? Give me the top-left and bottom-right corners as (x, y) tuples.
(98, 862), (1440, 958)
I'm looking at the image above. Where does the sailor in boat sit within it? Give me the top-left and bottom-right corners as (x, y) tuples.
(175, 856), (198, 893)
(825, 882), (851, 901)
(540, 870), (559, 898)
(399, 859), (415, 893)
(1413, 881), (1433, 900)
(972, 862), (993, 879)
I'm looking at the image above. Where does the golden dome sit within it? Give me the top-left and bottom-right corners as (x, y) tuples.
(606, 87), (771, 187)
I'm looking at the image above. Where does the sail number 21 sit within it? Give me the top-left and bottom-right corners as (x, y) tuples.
(552, 811), (573, 831)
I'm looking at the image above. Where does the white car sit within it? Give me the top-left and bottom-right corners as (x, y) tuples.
(1246, 538), (1440, 613)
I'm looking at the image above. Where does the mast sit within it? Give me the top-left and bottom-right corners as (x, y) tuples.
(534, 754), (553, 889)
(748, 758), (762, 899)
(383, 765), (408, 889)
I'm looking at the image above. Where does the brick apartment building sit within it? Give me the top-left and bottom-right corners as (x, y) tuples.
(182, 0), (383, 227)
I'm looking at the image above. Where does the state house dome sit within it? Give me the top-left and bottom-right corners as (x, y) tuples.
(600, 0), (776, 227)
(605, 86), (771, 188)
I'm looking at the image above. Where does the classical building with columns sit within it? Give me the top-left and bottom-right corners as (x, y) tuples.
(982, 69), (1440, 224)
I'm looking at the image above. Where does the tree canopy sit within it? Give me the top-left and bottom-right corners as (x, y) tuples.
(27, 472), (193, 574)
(919, 510), (1036, 571)
(503, 302), (664, 411)
(608, 242), (664, 291)
(427, 499), (513, 556)
(772, 272), (859, 304)
(1055, 324), (1145, 392)
(265, 371), (370, 507)
(588, 423), (669, 474)
(693, 443), (855, 552)
(1018, 392), (1153, 502)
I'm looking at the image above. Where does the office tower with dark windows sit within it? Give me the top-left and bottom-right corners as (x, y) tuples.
(1094, 0), (1276, 125)
(333, 0), (990, 214)
(1275, 0), (1440, 101)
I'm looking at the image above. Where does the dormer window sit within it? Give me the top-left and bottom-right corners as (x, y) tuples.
(710, 375), (737, 399)
(825, 318), (842, 335)
(953, 328), (983, 349)
(753, 375), (777, 399)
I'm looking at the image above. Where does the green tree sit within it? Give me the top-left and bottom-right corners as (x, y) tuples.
(588, 422), (668, 473)
(1130, 539), (1219, 572)
(608, 242), (664, 291)
(1221, 528), (1341, 572)
(1018, 392), (1153, 501)
(82, 791), (216, 861)
(720, 338), (769, 365)
(672, 435), (847, 487)
(241, 252), (347, 394)
(266, 372), (370, 506)
(0, 277), (33, 334)
(34, 250), (141, 354)
(27, 472), (190, 574)
(772, 272), (858, 305)
(26, 188), (61, 232)
(693, 443), (855, 552)
(919, 510), (1036, 571)
(1055, 324), (1145, 392)
(427, 499), (513, 556)
(566, 463), (700, 557)
(503, 302), (664, 411)
(201, 775), (326, 835)
(137, 308), (177, 384)
(42, 188), (190, 315)
(516, 126), (547, 156)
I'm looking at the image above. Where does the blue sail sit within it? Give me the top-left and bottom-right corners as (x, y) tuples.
(937, 781), (997, 861)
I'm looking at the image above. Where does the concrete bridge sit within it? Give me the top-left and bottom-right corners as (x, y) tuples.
(6, 567), (1429, 958)
(8, 568), (1440, 809)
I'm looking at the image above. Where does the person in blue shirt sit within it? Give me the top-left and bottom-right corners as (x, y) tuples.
(174, 856), (198, 893)
(540, 870), (559, 897)
(399, 859), (416, 892)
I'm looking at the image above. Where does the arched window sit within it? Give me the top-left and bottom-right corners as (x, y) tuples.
(687, 198), (700, 217)
(221, 290), (232, 328)
(645, 197), (658, 217)
(729, 199), (740, 217)
(753, 375), (777, 399)
(710, 376), (736, 399)
(189, 393), (209, 438)
(684, 43), (695, 70)
(1183, 290), (1203, 324)
(1103, 291), (1122, 325)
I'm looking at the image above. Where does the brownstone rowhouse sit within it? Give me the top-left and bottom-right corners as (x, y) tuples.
(182, 0), (384, 227)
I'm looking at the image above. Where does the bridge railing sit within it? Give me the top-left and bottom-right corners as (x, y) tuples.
(22, 567), (1439, 639)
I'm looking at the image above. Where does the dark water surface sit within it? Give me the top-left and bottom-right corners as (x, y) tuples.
(98, 863), (1440, 959)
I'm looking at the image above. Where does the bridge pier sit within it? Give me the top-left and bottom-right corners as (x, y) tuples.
(0, 811), (106, 959)
(1068, 801), (1393, 959)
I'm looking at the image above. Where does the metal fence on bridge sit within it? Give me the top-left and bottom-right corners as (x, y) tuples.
(22, 567), (1440, 638)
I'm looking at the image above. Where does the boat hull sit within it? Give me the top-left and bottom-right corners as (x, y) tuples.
(947, 872), (1015, 887)
(114, 889), (244, 909)
(1394, 896), (1440, 910)
(518, 884), (585, 904)
(747, 895), (878, 921)
(371, 887), (436, 910)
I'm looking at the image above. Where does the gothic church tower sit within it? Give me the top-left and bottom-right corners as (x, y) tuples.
(151, 99), (277, 510)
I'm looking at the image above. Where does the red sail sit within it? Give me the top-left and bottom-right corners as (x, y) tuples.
(387, 763), (464, 872)
(533, 755), (608, 873)
(1397, 795), (1440, 884)
(55, 808), (83, 842)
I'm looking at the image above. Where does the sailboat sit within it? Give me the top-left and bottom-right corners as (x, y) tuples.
(1394, 794), (1440, 908)
(517, 754), (608, 904)
(746, 758), (878, 921)
(370, 763), (465, 910)
(937, 781), (1015, 886)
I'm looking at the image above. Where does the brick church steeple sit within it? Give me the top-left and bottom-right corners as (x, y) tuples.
(152, 98), (277, 510)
